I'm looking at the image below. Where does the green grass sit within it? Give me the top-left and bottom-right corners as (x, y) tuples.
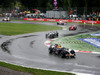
(0, 61), (75, 75)
(0, 23), (61, 35)
(51, 33), (100, 52)
(67, 22), (100, 26)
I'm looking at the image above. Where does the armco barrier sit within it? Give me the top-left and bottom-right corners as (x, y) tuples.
(24, 18), (100, 24)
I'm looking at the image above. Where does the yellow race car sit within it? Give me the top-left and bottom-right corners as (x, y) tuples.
(49, 44), (76, 58)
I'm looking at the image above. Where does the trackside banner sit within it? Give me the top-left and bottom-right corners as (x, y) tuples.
(24, 18), (100, 24)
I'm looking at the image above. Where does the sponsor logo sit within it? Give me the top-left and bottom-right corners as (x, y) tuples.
(85, 21), (96, 23)
(90, 32), (100, 36)
(79, 38), (100, 48)
(72, 20), (82, 23)
(36, 19), (44, 21)
(27, 18), (34, 20)
(47, 19), (56, 22)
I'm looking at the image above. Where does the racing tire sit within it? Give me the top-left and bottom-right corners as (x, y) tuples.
(75, 27), (77, 30)
(70, 55), (76, 58)
(60, 53), (66, 58)
(70, 50), (76, 58)
(69, 28), (71, 31)
(61, 23), (64, 25)
(2, 20), (5, 21)
(49, 50), (53, 54)
(57, 23), (59, 25)
(45, 34), (48, 38)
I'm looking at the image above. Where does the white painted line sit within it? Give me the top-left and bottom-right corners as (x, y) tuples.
(0, 59), (94, 75)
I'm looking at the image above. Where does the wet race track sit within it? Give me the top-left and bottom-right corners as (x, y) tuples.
(0, 20), (100, 75)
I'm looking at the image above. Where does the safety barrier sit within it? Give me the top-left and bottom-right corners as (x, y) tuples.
(24, 18), (100, 24)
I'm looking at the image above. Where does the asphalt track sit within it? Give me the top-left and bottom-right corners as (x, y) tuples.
(0, 20), (100, 75)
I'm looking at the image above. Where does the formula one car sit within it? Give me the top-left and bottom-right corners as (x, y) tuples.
(69, 25), (77, 30)
(48, 44), (76, 58)
(2, 17), (11, 21)
(57, 20), (67, 25)
(45, 31), (59, 39)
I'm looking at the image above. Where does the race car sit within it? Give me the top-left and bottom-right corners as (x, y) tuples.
(45, 31), (58, 39)
(69, 25), (77, 30)
(2, 17), (11, 21)
(57, 20), (67, 25)
(48, 44), (76, 58)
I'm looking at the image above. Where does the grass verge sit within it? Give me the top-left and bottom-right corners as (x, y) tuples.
(0, 22), (61, 35)
(78, 22), (100, 26)
(51, 32), (100, 52)
(0, 61), (75, 75)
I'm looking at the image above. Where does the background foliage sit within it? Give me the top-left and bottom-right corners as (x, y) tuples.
(0, 0), (100, 9)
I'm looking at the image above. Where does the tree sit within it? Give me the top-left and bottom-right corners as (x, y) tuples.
(0, 0), (100, 13)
